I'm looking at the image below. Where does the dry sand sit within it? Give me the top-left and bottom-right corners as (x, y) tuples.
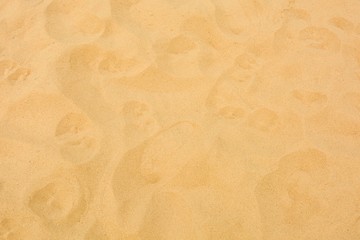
(1, 0), (360, 239)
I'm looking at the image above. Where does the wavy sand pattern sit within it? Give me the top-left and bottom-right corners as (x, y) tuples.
(1, 0), (360, 239)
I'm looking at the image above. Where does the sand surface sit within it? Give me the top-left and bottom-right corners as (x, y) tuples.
(1, 0), (360, 239)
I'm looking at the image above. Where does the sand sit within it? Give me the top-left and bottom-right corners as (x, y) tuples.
(1, 0), (360, 239)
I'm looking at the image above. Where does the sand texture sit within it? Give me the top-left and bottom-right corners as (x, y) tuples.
(1, 0), (360, 239)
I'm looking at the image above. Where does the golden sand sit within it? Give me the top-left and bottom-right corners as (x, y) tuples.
(0, 0), (360, 239)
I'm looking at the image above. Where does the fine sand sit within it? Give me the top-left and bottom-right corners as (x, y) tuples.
(1, 0), (360, 239)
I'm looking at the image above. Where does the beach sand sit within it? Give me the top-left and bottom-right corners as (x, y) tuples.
(1, 0), (360, 239)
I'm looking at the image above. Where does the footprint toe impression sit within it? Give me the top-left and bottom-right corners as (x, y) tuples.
(28, 174), (84, 225)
